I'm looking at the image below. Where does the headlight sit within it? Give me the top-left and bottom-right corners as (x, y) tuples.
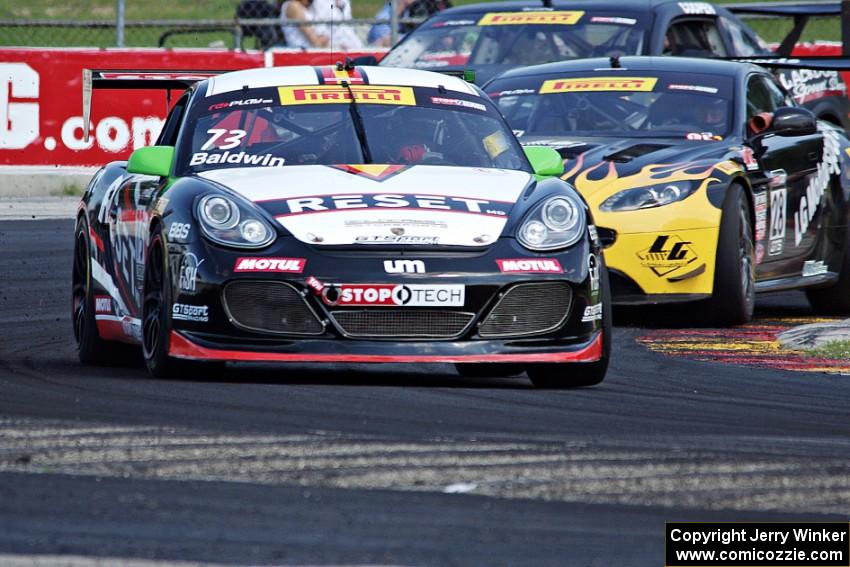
(599, 181), (695, 212)
(518, 194), (585, 251)
(197, 194), (275, 248)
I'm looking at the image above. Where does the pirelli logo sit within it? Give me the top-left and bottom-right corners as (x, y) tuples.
(278, 85), (416, 106)
(539, 76), (658, 94)
(478, 11), (584, 26)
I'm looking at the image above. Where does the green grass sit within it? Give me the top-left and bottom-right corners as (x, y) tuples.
(805, 340), (850, 360)
(0, 0), (841, 48)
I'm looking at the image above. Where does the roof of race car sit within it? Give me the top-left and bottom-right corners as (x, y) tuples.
(487, 56), (755, 83)
(205, 65), (479, 97)
(433, 0), (719, 15)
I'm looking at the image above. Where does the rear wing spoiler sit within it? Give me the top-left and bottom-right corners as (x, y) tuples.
(728, 56), (850, 71)
(725, 1), (846, 56)
(82, 69), (228, 143)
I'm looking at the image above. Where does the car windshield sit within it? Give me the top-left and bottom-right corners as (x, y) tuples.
(179, 84), (530, 174)
(381, 11), (648, 69)
(489, 71), (735, 140)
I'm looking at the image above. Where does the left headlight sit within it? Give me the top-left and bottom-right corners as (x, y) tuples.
(517, 194), (585, 251)
(599, 181), (696, 212)
(197, 194), (275, 248)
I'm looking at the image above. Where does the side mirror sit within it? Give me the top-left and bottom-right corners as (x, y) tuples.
(350, 55), (378, 66)
(523, 145), (564, 177)
(769, 107), (817, 137)
(127, 145), (175, 177)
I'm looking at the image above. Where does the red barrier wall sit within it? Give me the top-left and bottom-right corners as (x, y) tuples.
(0, 48), (383, 167)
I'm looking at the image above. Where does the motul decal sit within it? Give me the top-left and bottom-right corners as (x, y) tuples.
(234, 257), (306, 273)
(497, 258), (563, 273)
(322, 284), (464, 307)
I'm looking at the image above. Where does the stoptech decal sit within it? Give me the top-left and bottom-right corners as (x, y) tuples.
(539, 77), (657, 94)
(234, 257), (306, 273)
(272, 194), (510, 217)
(278, 85), (415, 106)
(637, 235), (698, 277)
(794, 125), (841, 246)
(478, 11), (583, 26)
(322, 284), (464, 307)
(496, 259), (563, 273)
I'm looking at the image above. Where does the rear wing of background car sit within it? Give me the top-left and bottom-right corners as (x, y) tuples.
(82, 69), (228, 143)
(725, 1), (845, 56)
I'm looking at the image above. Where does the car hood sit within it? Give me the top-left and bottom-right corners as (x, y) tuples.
(520, 135), (738, 205)
(198, 164), (532, 247)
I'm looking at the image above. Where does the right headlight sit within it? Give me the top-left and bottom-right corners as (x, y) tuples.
(197, 194), (276, 249)
(599, 181), (696, 212)
(517, 195), (585, 251)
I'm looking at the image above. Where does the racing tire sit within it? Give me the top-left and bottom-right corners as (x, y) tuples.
(454, 363), (524, 378)
(142, 227), (224, 379)
(806, 227), (850, 314)
(72, 215), (135, 366)
(699, 184), (755, 326)
(525, 258), (612, 389)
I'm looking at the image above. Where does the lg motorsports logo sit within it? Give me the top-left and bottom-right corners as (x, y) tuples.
(637, 235), (698, 277)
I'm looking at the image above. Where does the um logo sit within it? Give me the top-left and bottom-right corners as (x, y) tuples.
(384, 260), (426, 274)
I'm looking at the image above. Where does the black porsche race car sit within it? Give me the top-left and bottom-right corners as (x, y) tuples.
(366, 0), (850, 131)
(71, 65), (610, 387)
(485, 56), (850, 324)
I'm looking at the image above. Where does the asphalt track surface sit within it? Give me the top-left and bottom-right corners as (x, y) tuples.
(1, 219), (849, 566)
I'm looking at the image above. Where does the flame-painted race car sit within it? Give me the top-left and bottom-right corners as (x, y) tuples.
(486, 56), (850, 324)
(72, 65), (609, 387)
(366, 0), (850, 131)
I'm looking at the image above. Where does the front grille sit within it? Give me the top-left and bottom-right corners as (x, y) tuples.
(330, 310), (474, 338)
(478, 282), (572, 338)
(223, 281), (324, 335)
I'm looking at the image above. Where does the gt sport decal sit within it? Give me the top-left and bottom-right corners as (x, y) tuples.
(172, 303), (209, 323)
(477, 11), (584, 26)
(496, 259), (563, 273)
(539, 77), (657, 94)
(637, 235), (698, 277)
(264, 193), (512, 218)
(581, 303), (603, 322)
(322, 284), (464, 307)
(278, 85), (415, 106)
(233, 257), (306, 273)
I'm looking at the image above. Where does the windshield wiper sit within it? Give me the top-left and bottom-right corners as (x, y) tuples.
(340, 78), (373, 164)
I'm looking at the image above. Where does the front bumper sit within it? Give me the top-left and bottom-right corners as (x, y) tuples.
(166, 234), (603, 360)
(169, 329), (603, 363)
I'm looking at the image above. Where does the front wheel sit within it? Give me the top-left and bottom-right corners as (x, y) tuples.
(697, 184), (755, 325)
(526, 258), (612, 389)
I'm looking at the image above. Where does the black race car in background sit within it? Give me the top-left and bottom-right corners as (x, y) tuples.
(485, 56), (850, 324)
(72, 65), (610, 388)
(363, 0), (850, 130)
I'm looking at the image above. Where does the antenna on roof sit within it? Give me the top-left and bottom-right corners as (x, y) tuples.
(330, 1), (335, 66)
(610, 55), (621, 68)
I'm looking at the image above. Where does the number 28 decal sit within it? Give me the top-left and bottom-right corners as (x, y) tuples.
(201, 129), (247, 151)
